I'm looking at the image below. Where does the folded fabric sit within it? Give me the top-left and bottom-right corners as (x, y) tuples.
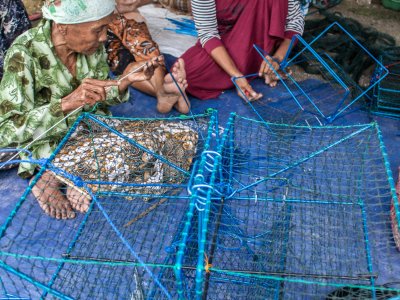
(159, 0), (191, 15)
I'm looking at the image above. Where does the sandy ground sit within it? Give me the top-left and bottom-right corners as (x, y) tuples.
(327, 0), (400, 45)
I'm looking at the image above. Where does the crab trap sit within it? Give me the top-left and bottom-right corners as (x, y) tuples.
(371, 48), (400, 119)
(184, 114), (400, 299)
(0, 110), (221, 300)
(1, 109), (400, 299)
(233, 22), (388, 126)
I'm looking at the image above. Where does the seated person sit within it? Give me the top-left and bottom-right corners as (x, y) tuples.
(107, 2), (190, 114)
(0, 0), (31, 168)
(0, 0), (160, 219)
(0, 0), (31, 79)
(180, 0), (305, 101)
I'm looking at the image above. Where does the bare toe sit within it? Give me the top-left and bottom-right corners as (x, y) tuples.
(30, 172), (75, 220)
(67, 187), (92, 213)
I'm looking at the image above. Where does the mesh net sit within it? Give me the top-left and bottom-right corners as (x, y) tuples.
(1, 112), (399, 299)
(0, 111), (218, 299)
(191, 114), (400, 299)
(234, 22), (387, 126)
(373, 50), (400, 118)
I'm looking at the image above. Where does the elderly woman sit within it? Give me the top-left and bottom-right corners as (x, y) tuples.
(0, 0), (160, 219)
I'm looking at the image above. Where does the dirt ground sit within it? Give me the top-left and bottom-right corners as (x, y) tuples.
(328, 0), (400, 45)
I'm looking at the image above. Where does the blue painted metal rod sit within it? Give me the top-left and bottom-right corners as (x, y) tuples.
(227, 196), (357, 206)
(0, 251), (175, 269)
(0, 114), (85, 240)
(95, 191), (191, 199)
(84, 181), (186, 188)
(359, 200), (377, 299)
(88, 187), (173, 299)
(0, 261), (73, 300)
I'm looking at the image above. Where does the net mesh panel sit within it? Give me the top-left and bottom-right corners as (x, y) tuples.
(0, 266), (40, 299)
(244, 46), (352, 126)
(1, 112), (399, 299)
(0, 112), (217, 299)
(373, 52), (400, 118)
(52, 115), (202, 198)
(194, 115), (400, 299)
(240, 23), (386, 126)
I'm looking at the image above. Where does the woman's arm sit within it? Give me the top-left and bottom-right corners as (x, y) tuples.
(191, 0), (260, 100)
(209, 46), (242, 78)
(0, 47), (68, 147)
(191, 0), (221, 50)
(284, 0), (305, 40)
(191, 0), (241, 76)
(259, 0), (305, 85)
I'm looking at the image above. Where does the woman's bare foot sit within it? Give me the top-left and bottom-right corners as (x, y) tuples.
(30, 171), (76, 220)
(66, 187), (92, 213)
(156, 89), (183, 114)
(158, 58), (190, 114)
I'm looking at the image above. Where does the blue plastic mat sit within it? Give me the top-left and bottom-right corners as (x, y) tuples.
(1, 54), (399, 293)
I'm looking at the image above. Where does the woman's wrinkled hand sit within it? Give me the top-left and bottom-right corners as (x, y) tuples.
(61, 78), (118, 113)
(235, 77), (263, 102)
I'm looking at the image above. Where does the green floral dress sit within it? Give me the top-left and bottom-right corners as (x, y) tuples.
(0, 19), (129, 178)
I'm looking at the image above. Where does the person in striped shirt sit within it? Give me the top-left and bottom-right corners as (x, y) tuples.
(181, 0), (305, 100)
(114, 0), (304, 100)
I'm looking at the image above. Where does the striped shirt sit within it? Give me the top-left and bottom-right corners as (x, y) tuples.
(191, 0), (305, 48)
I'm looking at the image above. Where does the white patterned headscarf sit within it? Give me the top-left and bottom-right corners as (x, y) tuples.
(42, 0), (115, 24)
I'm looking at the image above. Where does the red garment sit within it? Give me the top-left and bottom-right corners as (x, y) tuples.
(181, 0), (289, 100)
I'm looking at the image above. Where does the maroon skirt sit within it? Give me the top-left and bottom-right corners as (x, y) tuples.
(181, 0), (288, 99)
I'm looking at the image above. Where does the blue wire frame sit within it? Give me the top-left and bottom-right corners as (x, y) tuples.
(232, 22), (389, 125)
(371, 54), (400, 118)
(0, 111), (217, 300)
(1, 111), (400, 298)
(187, 113), (400, 298)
